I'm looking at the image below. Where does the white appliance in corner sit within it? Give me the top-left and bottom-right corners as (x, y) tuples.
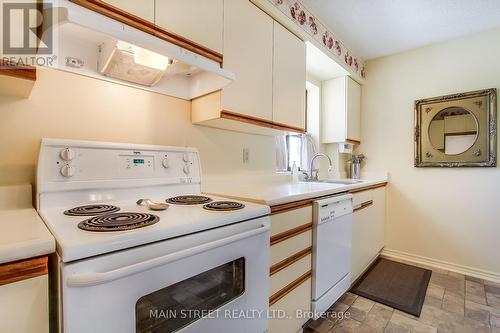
(36, 139), (270, 333)
(311, 194), (353, 317)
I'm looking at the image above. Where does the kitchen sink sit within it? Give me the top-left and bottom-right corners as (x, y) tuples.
(305, 179), (363, 185)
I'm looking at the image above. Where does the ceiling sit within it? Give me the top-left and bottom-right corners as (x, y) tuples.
(303, 0), (500, 60)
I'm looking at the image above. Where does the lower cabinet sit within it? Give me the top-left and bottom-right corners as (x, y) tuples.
(351, 185), (386, 282)
(269, 277), (312, 333)
(265, 185), (386, 331)
(0, 256), (49, 333)
(268, 204), (313, 333)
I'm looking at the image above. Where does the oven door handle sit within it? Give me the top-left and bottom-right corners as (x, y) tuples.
(66, 223), (270, 288)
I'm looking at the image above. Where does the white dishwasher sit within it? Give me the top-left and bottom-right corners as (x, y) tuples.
(311, 194), (353, 317)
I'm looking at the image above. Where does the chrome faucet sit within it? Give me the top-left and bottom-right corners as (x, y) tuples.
(304, 153), (333, 180)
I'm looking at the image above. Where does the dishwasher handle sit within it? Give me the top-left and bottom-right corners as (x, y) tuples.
(66, 223), (270, 288)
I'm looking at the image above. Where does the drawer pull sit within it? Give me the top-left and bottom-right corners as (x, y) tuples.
(270, 200), (313, 215)
(349, 182), (387, 194)
(353, 200), (373, 212)
(270, 247), (312, 276)
(270, 222), (312, 246)
(269, 270), (312, 306)
(0, 256), (48, 286)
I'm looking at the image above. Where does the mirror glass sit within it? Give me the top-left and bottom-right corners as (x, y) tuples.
(428, 107), (478, 155)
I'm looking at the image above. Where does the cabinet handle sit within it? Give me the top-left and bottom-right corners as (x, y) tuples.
(0, 256), (48, 286)
(269, 270), (312, 306)
(270, 222), (312, 246)
(353, 200), (373, 212)
(270, 246), (312, 276)
(349, 182), (387, 194)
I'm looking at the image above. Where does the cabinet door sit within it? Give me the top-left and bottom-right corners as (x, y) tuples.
(371, 187), (386, 253)
(268, 278), (311, 333)
(352, 203), (373, 282)
(103, 0), (154, 22)
(346, 76), (361, 142)
(222, 0), (273, 121)
(351, 188), (385, 282)
(155, 0), (223, 53)
(272, 22), (306, 129)
(0, 275), (49, 333)
(321, 76), (346, 143)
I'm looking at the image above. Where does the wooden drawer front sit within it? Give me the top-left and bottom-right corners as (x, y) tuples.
(0, 256), (48, 286)
(270, 230), (312, 266)
(268, 277), (311, 333)
(270, 253), (311, 295)
(270, 205), (312, 237)
(352, 190), (373, 208)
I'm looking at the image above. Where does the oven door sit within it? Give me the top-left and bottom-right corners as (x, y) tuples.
(61, 217), (270, 333)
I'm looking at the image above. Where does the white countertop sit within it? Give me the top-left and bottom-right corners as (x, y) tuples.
(204, 173), (388, 206)
(0, 185), (55, 264)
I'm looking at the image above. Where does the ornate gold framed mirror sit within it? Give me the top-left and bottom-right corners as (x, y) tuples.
(414, 89), (496, 167)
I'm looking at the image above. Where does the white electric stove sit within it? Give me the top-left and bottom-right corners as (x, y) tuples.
(36, 138), (271, 333)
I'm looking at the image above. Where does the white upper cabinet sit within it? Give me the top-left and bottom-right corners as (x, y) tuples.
(103, 0), (155, 22)
(155, 0), (224, 53)
(192, 0), (307, 134)
(222, 0), (274, 121)
(322, 76), (361, 144)
(272, 22), (306, 130)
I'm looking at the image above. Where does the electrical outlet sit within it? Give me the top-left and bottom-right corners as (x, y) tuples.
(242, 148), (250, 163)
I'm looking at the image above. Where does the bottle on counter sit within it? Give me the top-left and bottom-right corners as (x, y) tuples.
(291, 161), (299, 183)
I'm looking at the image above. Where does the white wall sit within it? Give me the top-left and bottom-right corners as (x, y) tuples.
(360, 27), (500, 276)
(0, 68), (276, 186)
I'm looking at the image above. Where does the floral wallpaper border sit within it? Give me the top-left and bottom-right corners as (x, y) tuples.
(270, 0), (366, 78)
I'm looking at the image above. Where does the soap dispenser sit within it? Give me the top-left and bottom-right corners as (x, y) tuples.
(291, 161), (299, 183)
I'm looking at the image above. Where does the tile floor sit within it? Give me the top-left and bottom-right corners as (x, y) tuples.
(304, 260), (500, 333)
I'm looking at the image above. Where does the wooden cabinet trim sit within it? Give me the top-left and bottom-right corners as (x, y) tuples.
(346, 138), (361, 145)
(349, 182), (387, 194)
(270, 199), (313, 215)
(0, 60), (36, 81)
(353, 200), (373, 213)
(270, 182), (386, 214)
(269, 270), (311, 306)
(0, 256), (48, 286)
(69, 0), (223, 64)
(220, 110), (305, 134)
(270, 246), (312, 276)
(270, 222), (313, 246)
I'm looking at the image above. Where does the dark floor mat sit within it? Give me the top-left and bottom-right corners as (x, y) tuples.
(350, 258), (432, 317)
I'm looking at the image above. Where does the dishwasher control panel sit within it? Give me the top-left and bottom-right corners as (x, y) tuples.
(314, 195), (353, 224)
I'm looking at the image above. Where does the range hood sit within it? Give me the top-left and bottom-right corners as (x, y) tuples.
(40, 0), (235, 100)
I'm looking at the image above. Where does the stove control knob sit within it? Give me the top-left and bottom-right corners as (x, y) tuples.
(60, 164), (75, 178)
(183, 164), (191, 175)
(60, 148), (75, 161)
(161, 158), (170, 169)
(182, 153), (190, 163)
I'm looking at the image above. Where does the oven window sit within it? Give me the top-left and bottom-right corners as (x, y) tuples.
(136, 257), (245, 333)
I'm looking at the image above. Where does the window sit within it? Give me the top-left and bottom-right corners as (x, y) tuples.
(276, 134), (303, 172)
(287, 134), (302, 171)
